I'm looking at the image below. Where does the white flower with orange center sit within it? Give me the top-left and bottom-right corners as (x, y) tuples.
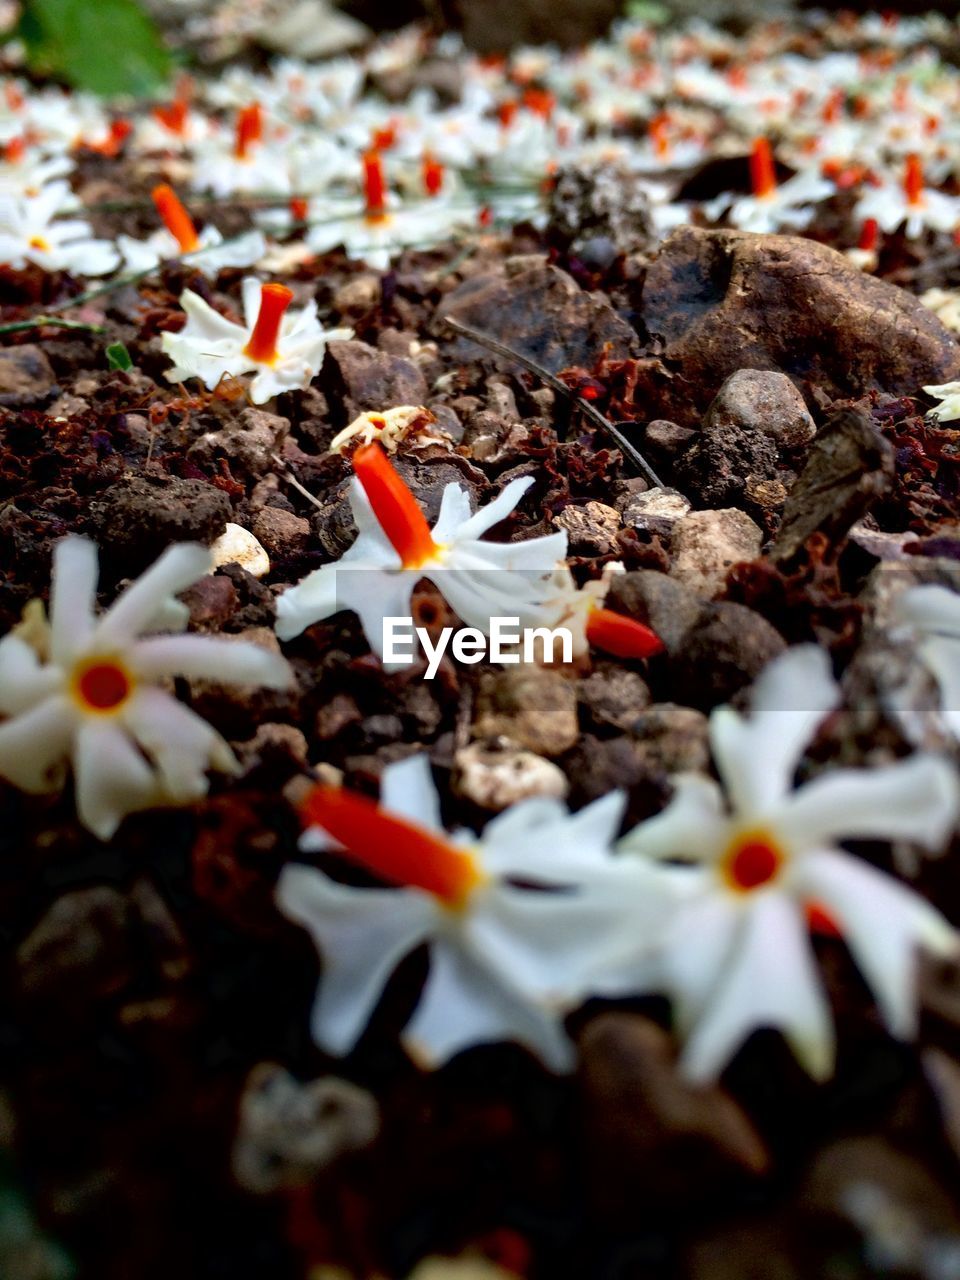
(118, 184), (266, 276)
(855, 154), (960, 239)
(0, 536), (293, 841)
(0, 180), (118, 276)
(891, 584), (960, 738)
(615, 645), (959, 1083)
(191, 103), (291, 198)
(161, 276), (352, 405)
(276, 754), (655, 1070)
(704, 137), (834, 234)
(528, 564), (665, 663)
(274, 441), (567, 660)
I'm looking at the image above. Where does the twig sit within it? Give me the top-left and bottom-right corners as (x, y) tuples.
(441, 316), (665, 488)
(271, 452), (326, 512)
(0, 315), (106, 335)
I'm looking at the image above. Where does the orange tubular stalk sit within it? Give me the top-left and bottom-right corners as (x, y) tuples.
(153, 100), (188, 136)
(363, 150), (388, 222)
(422, 151), (444, 197)
(235, 102), (263, 159)
(352, 442), (437, 569)
(289, 197), (309, 222)
(904, 153), (925, 208)
(858, 217), (879, 252)
(152, 184), (200, 252)
(585, 608), (664, 660)
(749, 137), (777, 200)
(300, 784), (483, 907)
(242, 283), (293, 365)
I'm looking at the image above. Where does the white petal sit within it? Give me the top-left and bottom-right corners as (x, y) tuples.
(240, 275), (263, 330)
(915, 635), (960, 737)
(779, 755), (959, 853)
(0, 695), (75, 792)
(276, 864), (435, 1056)
(121, 686), (237, 800)
(0, 635), (64, 715)
(792, 848), (958, 1039)
(449, 476), (534, 542)
(430, 483), (475, 543)
(680, 892), (835, 1084)
(892, 584), (960, 638)
(655, 886), (742, 1036)
(130, 634), (292, 689)
(619, 773), (728, 864)
(274, 565), (340, 641)
(710, 646), (839, 818)
(49, 535), (98, 664)
(73, 719), (164, 841)
(340, 569), (417, 663)
(482, 790), (627, 881)
(379, 753), (443, 830)
(402, 940), (575, 1072)
(180, 287), (247, 344)
(94, 543), (212, 647)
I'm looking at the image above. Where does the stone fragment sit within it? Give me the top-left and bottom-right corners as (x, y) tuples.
(637, 227), (960, 424)
(604, 570), (705, 656)
(631, 703), (711, 774)
(251, 505), (312, 557)
(322, 339), (428, 426)
(670, 508), (764, 599)
(705, 368), (816, 448)
(454, 740), (569, 811)
(89, 472), (231, 570)
(578, 666), (651, 732)
(673, 602), (786, 710)
(473, 666), (578, 757)
(210, 523), (270, 577)
(439, 259), (638, 374)
(187, 406), (289, 478)
(553, 501), (621, 555)
(548, 163), (655, 258)
(0, 344), (57, 406)
(772, 407), (896, 563)
(622, 487), (691, 538)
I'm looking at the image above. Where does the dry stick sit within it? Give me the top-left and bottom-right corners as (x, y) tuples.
(441, 316), (665, 489)
(271, 452), (327, 512)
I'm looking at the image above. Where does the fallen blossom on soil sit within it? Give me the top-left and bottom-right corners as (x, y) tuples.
(615, 645), (960, 1083)
(0, 180), (118, 275)
(891, 584), (960, 738)
(118, 184), (266, 275)
(0, 536), (293, 840)
(277, 754), (659, 1071)
(274, 441), (567, 662)
(161, 276), (352, 404)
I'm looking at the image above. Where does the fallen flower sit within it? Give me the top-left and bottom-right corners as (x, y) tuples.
(0, 180), (118, 276)
(0, 536), (293, 840)
(891, 584), (960, 738)
(615, 645), (959, 1083)
(161, 276), (352, 405)
(274, 441), (568, 663)
(277, 753), (652, 1070)
(118, 184), (266, 275)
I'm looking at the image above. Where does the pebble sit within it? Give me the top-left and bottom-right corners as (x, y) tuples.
(473, 666), (579, 757)
(622, 487), (691, 538)
(89, 472), (231, 570)
(670, 507), (764, 599)
(454, 740), (569, 810)
(553, 501), (621, 555)
(251, 506), (312, 557)
(632, 702), (711, 773)
(210, 523), (271, 578)
(188, 406), (289, 478)
(323, 338), (429, 426)
(704, 368), (816, 449)
(673, 602), (787, 710)
(0, 344), (57, 406)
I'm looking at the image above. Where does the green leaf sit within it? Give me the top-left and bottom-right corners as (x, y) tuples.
(105, 342), (133, 371)
(18, 0), (171, 97)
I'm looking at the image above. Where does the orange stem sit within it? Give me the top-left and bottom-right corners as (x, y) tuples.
(300, 783), (482, 907)
(235, 102), (263, 160)
(586, 608), (664, 660)
(363, 150), (387, 221)
(151, 184), (200, 252)
(858, 217), (879, 252)
(904, 153), (925, 207)
(422, 151), (444, 197)
(352, 442), (437, 569)
(750, 137), (777, 199)
(242, 283), (293, 365)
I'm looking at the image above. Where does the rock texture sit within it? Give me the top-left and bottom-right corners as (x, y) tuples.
(636, 227), (960, 424)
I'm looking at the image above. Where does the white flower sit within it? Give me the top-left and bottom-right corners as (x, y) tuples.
(118, 183), (265, 275)
(891, 585), (960, 738)
(274, 441), (567, 661)
(531, 563), (664, 661)
(615, 645), (959, 1083)
(922, 381), (960, 423)
(0, 180), (118, 276)
(0, 536), (294, 841)
(855, 155), (960, 240)
(161, 276), (353, 405)
(276, 754), (649, 1071)
(704, 140), (834, 234)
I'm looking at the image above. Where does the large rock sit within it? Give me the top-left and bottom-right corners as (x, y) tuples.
(322, 339), (428, 427)
(439, 258), (638, 374)
(636, 227), (960, 425)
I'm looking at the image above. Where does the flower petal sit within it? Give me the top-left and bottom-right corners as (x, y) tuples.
(430, 483), (475, 544)
(0, 695), (75, 792)
(449, 476), (534, 542)
(0, 635), (64, 715)
(482, 790), (627, 881)
(680, 892), (835, 1084)
(121, 686), (237, 800)
(892, 584), (960, 638)
(130, 634), (292, 689)
(792, 848), (958, 1039)
(94, 543), (212, 647)
(73, 718), (164, 841)
(276, 864), (435, 1056)
(778, 754), (959, 853)
(710, 646), (839, 818)
(618, 773), (728, 864)
(402, 939), (575, 1073)
(379, 753), (443, 831)
(49, 535), (99, 664)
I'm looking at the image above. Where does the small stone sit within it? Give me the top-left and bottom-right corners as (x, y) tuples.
(622, 487), (691, 538)
(181, 573), (239, 630)
(632, 703), (711, 774)
(673, 602), (786, 710)
(744, 475), (789, 511)
(604, 570), (705, 657)
(251, 506), (312, 557)
(645, 419), (696, 459)
(670, 508), (764, 599)
(473, 666), (578, 758)
(210, 523), (270, 577)
(236, 722), (309, 773)
(188, 406), (289, 478)
(578, 666), (651, 732)
(232, 1063), (379, 1194)
(322, 339), (429, 427)
(704, 368), (816, 449)
(0, 344), (57, 406)
(578, 1013), (768, 1217)
(553, 501), (621, 555)
(332, 274), (381, 316)
(548, 163), (655, 258)
(454, 740), (569, 811)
